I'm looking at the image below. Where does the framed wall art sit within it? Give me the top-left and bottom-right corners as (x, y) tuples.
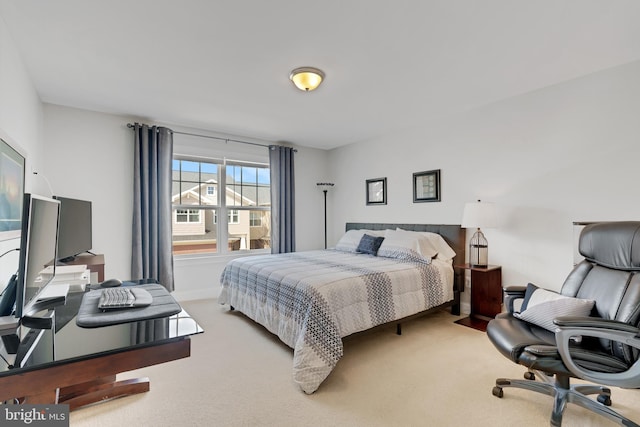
(366, 177), (387, 205)
(0, 137), (25, 241)
(413, 169), (440, 203)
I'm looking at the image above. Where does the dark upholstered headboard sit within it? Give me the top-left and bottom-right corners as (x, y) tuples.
(345, 222), (466, 292)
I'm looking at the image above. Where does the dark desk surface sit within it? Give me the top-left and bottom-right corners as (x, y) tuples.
(0, 286), (203, 377)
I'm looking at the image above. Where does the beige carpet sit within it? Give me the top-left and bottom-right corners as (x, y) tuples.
(69, 299), (640, 426)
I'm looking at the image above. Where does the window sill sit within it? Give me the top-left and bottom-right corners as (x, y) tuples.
(174, 249), (270, 265)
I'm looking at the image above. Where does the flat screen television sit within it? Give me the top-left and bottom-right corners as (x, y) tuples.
(15, 194), (60, 318)
(53, 196), (92, 262)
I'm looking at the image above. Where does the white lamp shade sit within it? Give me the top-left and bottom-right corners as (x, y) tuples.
(462, 201), (498, 229)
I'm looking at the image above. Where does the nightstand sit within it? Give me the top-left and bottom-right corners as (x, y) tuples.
(454, 264), (502, 331)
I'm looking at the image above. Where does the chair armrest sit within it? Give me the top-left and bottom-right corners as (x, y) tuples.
(504, 285), (527, 295)
(554, 316), (640, 334)
(555, 317), (640, 388)
(503, 285), (527, 314)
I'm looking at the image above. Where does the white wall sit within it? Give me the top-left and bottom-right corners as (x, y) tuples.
(42, 104), (136, 282)
(293, 147), (330, 252)
(0, 16), (44, 288)
(328, 59), (640, 312)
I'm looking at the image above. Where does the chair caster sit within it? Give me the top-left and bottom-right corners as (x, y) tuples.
(492, 386), (504, 398)
(597, 394), (612, 406)
(524, 371), (535, 380)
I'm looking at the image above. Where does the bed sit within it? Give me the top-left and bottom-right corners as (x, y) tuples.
(219, 222), (466, 393)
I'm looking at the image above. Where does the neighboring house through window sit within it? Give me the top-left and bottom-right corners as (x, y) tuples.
(172, 156), (271, 255)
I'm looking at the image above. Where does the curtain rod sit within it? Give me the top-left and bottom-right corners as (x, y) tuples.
(126, 123), (296, 151)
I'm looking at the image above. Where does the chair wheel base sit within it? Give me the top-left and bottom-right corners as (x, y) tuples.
(491, 373), (639, 427)
(597, 394), (612, 406)
(492, 386), (503, 398)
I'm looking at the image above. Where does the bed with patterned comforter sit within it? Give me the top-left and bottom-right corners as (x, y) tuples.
(219, 248), (454, 393)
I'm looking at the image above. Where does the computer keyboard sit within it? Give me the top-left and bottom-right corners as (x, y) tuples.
(98, 287), (153, 311)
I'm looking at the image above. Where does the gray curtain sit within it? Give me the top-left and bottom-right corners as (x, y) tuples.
(132, 123), (175, 291)
(269, 145), (295, 253)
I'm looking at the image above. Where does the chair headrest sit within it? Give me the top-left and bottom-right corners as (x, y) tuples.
(579, 222), (640, 270)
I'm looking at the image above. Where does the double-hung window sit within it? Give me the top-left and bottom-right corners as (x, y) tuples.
(171, 156), (271, 255)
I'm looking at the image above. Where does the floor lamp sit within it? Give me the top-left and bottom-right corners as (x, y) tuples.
(317, 183), (334, 249)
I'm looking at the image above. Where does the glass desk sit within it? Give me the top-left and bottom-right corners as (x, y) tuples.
(0, 286), (203, 410)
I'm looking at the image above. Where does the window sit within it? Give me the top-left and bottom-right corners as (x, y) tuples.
(228, 210), (239, 224)
(250, 211), (261, 227)
(226, 164), (271, 207)
(212, 210), (239, 224)
(172, 157), (271, 255)
(176, 209), (200, 223)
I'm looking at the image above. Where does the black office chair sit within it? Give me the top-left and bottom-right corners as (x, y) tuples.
(487, 221), (640, 426)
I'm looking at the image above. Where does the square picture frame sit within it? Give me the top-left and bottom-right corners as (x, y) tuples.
(366, 177), (387, 205)
(413, 169), (441, 203)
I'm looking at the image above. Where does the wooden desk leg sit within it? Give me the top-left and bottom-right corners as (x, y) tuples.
(0, 338), (190, 406)
(58, 376), (150, 411)
(57, 376), (116, 402)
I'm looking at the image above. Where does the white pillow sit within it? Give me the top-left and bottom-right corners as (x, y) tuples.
(396, 228), (457, 261)
(514, 284), (595, 334)
(377, 229), (436, 263)
(334, 229), (386, 253)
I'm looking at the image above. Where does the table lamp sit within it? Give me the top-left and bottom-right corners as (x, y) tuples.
(462, 200), (497, 268)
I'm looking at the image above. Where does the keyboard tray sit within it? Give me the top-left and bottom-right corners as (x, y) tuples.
(76, 283), (181, 328)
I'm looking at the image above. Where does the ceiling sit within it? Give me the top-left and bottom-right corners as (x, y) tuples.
(1, 1), (640, 150)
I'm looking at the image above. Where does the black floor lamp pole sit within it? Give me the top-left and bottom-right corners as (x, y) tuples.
(323, 189), (328, 249)
(317, 182), (334, 250)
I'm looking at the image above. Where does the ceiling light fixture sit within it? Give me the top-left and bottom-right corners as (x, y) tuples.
(289, 67), (325, 92)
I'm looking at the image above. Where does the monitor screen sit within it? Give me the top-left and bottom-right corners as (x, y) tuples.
(53, 196), (92, 262)
(15, 194), (60, 318)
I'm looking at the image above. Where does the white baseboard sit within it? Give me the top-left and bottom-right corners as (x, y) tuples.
(172, 288), (218, 302)
(460, 301), (471, 315)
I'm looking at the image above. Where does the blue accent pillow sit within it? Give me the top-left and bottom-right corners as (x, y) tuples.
(356, 234), (385, 255)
